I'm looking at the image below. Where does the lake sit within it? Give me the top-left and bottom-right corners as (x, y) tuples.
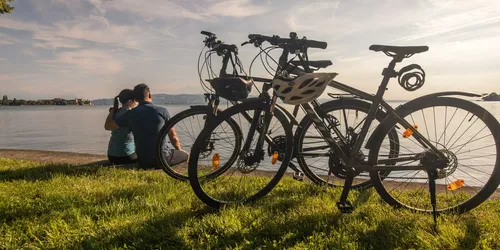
(2, 100), (500, 187)
(2, 101), (500, 155)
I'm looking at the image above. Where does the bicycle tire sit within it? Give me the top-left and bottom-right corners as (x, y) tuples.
(369, 97), (500, 214)
(188, 98), (293, 208)
(295, 98), (399, 189)
(157, 106), (242, 180)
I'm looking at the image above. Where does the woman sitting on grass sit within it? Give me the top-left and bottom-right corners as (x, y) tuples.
(106, 89), (138, 165)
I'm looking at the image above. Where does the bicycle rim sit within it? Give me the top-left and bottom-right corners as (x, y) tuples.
(369, 97), (500, 213)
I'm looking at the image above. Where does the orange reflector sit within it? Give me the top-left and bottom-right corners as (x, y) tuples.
(212, 153), (220, 169)
(447, 179), (464, 191)
(402, 125), (418, 138)
(272, 151), (279, 165)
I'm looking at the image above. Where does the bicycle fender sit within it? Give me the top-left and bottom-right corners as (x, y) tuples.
(275, 103), (300, 126)
(189, 97), (262, 112)
(188, 105), (211, 110)
(365, 91), (481, 150)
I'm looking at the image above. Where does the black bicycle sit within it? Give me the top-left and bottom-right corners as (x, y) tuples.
(158, 31), (389, 187)
(157, 31), (305, 181)
(188, 33), (500, 223)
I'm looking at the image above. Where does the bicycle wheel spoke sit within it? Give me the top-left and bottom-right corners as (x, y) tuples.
(457, 163), (493, 176)
(421, 109), (431, 142)
(433, 107), (437, 146)
(448, 134), (492, 151)
(437, 106), (458, 146)
(454, 143), (496, 156)
(448, 116), (479, 150)
(454, 125), (487, 155)
(445, 111), (470, 148)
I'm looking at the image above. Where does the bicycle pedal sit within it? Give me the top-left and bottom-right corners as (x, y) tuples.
(336, 201), (354, 213)
(293, 172), (304, 181)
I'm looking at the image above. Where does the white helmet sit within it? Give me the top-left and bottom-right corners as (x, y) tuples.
(272, 72), (338, 105)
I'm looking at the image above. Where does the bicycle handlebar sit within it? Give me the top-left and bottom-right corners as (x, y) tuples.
(243, 34), (327, 50)
(201, 31), (215, 37)
(201, 31), (238, 54)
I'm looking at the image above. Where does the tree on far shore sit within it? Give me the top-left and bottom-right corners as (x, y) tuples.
(0, 0), (14, 14)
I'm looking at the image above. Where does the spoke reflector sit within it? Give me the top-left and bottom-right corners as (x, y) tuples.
(403, 124), (419, 138)
(272, 151), (279, 165)
(447, 179), (465, 191)
(212, 153), (220, 169)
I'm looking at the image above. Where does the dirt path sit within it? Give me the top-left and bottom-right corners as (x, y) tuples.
(0, 149), (108, 165)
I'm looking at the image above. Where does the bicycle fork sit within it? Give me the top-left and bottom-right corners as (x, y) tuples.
(240, 94), (277, 167)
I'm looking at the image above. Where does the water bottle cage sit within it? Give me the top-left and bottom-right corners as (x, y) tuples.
(398, 64), (426, 92)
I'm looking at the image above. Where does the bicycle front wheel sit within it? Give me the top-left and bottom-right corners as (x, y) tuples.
(188, 99), (293, 208)
(157, 106), (242, 180)
(369, 97), (500, 214)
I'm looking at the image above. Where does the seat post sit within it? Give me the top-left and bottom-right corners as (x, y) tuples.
(345, 57), (399, 170)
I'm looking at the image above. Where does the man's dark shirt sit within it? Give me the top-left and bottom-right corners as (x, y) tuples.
(115, 101), (170, 168)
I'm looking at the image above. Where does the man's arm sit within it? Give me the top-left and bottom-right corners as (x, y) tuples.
(168, 128), (181, 150)
(104, 109), (120, 131)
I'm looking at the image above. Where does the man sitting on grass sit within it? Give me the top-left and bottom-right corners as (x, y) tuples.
(105, 83), (188, 169)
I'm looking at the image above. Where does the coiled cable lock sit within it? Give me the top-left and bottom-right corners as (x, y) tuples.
(398, 64), (426, 91)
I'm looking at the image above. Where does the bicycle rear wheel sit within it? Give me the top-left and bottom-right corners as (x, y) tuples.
(157, 106), (241, 180)
(369, 97), (500, 213)
(188, 99), (293, 208)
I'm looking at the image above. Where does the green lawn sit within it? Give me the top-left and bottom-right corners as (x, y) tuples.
(0, 158), (499, 249)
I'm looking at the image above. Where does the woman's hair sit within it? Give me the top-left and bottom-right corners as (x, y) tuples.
(113, 89), (135, 113)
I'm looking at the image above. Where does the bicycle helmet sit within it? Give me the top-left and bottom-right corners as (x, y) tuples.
(272, 72), (338, 105)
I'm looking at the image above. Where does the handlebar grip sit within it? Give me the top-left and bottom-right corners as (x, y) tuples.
(306, 40), (327, 49)
(201, 31), (215, 37)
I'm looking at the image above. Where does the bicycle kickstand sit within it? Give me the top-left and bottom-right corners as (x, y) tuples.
(428, 169), (439, 232)
(336, 171), (355, 213)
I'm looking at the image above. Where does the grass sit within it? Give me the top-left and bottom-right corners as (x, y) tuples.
(0, 158), (499, 249)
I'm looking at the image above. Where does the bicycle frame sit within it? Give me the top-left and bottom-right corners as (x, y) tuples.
(244, 41), (453, 207)
(305, 57), (446, 172)
(201, 45), (305, 174)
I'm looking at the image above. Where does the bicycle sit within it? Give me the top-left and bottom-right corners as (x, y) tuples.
(188, 32), (500, 224)
(157, 31), (306, 181)
(158, 31), (381, 186)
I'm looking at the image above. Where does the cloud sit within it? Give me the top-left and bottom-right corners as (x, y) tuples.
(0, 33), (22, 45)
(205, 0), (271, 17)
(53, 49), (123, 75)
(21, 49), (38, 57)
(88, 0), (205, 20)
(33, 33), (82, 49)
(86, 0), (270, 20)
(395, 7), (500, 42)
(0, 74), (13, 81)
(1, 0), (500, 100)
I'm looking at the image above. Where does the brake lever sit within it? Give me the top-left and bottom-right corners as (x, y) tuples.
(241, 41), (251, 46)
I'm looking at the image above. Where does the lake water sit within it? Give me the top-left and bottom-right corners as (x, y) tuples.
(2, 100), (499, 191)
(2, 100), (500, 186)
(2, 101), (500, 155)
(0, 105), (191, 154)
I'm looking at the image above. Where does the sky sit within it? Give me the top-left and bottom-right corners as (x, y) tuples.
(0, 0), (499, 100)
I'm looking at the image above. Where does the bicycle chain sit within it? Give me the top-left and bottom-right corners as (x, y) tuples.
(357, 153), (428, 180)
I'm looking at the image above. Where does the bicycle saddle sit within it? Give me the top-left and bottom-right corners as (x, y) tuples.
(369, 45), (428, 55)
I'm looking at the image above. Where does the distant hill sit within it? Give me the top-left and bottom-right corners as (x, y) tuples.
(92, 94), (207, 105)
(482, 92), (500, 101)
